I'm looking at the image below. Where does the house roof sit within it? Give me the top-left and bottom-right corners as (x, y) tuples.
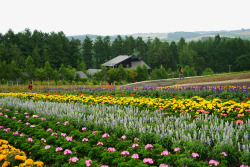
(75, 71), (88, 78)
(101, 55), (131, 67)
(129, 60), (151, 69)
(86, 69), (101, 75)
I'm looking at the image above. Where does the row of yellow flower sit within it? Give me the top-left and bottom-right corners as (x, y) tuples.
(0, 139), (44, 167)
(1, 93), (250, 116)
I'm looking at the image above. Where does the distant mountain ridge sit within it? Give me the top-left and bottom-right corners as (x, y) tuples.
(67, 28), (250, 42)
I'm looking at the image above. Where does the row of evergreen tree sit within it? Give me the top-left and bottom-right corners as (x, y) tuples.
(1, 28), (250, 77)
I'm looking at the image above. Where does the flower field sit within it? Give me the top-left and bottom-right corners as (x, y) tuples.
(0, 86), (250, 166)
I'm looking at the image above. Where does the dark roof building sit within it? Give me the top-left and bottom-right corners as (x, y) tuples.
(101, 55), (151, 70)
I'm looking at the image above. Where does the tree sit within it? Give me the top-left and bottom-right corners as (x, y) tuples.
(76, 60), (87, 72)
(117, 64), (127, 83)
(136, 65), (149, 81)
(9, 60), (21, 85)
(93, 36), (104, 68)
(178, 45), (195, 68)
(75, 72), (81, 85)
(170, 41), (178, 71)
(151, 66), (168, 80)
(111, 35), (124, 58)
(25, 56), (35, 82)
(0, 61), (9, 85)
(103, 36), (112, 61)
(52, 70), (59, 85)
(235, 53), (250, 71)
(65, 65), (76, 84)
(82, 36), (93, 69)
(32, 46), (41, 68)
(59, 63), (67, 81)
(107, 67), (118, 84)
(202, 68), (214, 75)
(35, 68), (46, 85)
(177, 37), (186, 51)
(126, 69), (137, 83)
(44, 61), (53, 85)
(124, 36), (135, 55)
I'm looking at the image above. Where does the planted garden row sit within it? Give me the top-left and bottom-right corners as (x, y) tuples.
(0, 97), (250, 166)
(1, 107), (249, 166)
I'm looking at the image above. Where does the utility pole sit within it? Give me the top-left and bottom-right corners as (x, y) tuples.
(228, 65), (232, 73)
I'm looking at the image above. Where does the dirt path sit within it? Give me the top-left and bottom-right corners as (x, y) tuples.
(121, 76), (250, 88)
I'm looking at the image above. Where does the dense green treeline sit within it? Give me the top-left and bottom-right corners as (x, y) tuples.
(1, 29), (250, 80)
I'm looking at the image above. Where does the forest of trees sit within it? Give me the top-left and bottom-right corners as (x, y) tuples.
(0, 28), (250, 84)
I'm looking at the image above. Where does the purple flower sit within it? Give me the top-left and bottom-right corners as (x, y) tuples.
(20, 133), (25, 137)
(4, 115), (8, 118)
(12, 117), (16, 119)
(30, 125), (35, 128)
(25, 122), (30, 125)
(82, 127), (86, 131)
(64, 121), (69, 125)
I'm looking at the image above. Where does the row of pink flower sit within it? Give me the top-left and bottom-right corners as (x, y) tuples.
(1, 108), (249, 167)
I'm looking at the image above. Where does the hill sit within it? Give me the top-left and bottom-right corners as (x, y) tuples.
(67, 29), (250, 42)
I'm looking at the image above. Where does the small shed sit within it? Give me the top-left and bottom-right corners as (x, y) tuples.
(86, 69), (101, 75)
(75, 71), (88, 78)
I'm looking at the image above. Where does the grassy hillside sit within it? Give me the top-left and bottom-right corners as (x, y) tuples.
(67, 29), (250, 42)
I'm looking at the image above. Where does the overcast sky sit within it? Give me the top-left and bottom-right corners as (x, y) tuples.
(1, 0), (249, 36)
